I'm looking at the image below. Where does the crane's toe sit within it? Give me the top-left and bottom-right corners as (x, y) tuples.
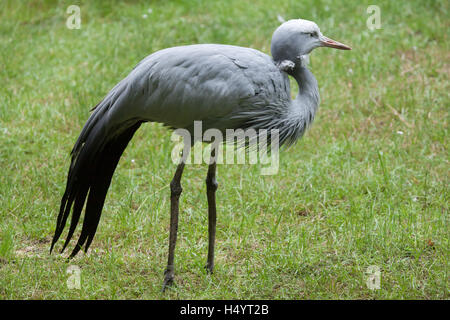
(162, 267), (175, 292)
(205, 262), (214, 274)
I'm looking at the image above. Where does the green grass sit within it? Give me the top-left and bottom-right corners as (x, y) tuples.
(0, 0), (448, 299)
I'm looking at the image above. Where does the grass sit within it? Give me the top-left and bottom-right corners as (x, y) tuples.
(0, 0), (448, 299)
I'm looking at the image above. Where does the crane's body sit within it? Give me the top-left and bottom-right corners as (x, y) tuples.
(51, 19), (350, 290)
(90, 44), (316, 145)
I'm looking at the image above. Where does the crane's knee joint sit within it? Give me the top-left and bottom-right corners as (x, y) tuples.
(170, 180), (183, 196)
(206, 176), (218, 192)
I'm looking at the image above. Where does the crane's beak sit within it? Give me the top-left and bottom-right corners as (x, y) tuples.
(319, 35), (352, 50)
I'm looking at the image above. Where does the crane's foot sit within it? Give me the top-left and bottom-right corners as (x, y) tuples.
(205, 262), (214, 274)
(162, 266), (175, 292)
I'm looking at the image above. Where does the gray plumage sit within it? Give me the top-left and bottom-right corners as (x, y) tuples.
(51, 19), (350, 288)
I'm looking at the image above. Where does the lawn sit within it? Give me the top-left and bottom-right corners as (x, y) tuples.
(0, 0), (448, 299)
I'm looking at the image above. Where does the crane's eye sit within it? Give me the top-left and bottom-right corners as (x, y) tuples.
(309, 33), (314, 37)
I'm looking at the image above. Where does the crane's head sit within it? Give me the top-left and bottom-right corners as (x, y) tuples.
(271, 19), (351, 67)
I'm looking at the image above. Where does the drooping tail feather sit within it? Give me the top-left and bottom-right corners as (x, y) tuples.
(50, 102), (143, 257)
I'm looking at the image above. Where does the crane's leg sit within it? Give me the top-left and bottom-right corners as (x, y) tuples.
(162, 154), (187, 291)
(205, 149), (218, 274)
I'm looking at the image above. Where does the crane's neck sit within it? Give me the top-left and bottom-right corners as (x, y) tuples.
(273, 62), (320, 146)
(261, 61), (320, 147)
(291, 63), (320, 119)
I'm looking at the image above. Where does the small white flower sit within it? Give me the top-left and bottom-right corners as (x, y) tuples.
(131, 159), (135, 163)
(148, 8), (153, 14)
(142, 14), (148, 19)
(348, 68), (353, 74)
(397, 131), (404, 135)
